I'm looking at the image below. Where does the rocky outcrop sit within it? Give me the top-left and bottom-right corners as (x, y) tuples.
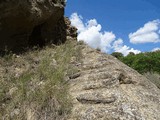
(68, 43), (160, 120)
(1, 1), (160, 119)
(0, 0), (69, 52)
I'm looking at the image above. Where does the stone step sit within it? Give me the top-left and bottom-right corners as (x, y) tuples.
(82, 62), (112, 71)
(86, 71), (112, 81)
(82, 77), (119, 90)
(76, 92), (117, 104)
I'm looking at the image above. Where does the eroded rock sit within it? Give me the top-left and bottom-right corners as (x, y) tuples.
(69, 43), (160, 120)
(0, 0), (72, 52)
(76, 93), (117, 104)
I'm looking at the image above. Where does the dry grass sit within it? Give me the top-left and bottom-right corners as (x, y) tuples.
(0, 41), (82, 120)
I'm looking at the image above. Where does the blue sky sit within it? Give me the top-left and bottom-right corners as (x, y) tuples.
(65, 0), (160, 55)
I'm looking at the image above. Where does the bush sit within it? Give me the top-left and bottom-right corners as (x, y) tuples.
(111, 51), (160, 89)
(112, 51), (160, 74)
(111, 52), (123, 59)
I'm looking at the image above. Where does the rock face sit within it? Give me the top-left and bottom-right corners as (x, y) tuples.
(0, 0), (69, 52)
(69, 43), (160, 120)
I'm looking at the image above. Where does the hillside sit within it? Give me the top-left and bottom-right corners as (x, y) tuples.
(0, 0), (160, 120)
(68, 43), (160, 120)
(0, 41), (81, 119)
(1, 40), (160, 120)
(111, 51), (160, 89)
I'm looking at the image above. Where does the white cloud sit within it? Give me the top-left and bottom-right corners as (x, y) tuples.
(70, 13), (115, 52)
(77, 19), (102, 49)
(113, 39), (141, 56)
(129, 20), (160, 44)
(100, 32), (116, 52)
(70, 12), (141, 56)
(70, 13), (85, 33)
(152, 47), (160, 52)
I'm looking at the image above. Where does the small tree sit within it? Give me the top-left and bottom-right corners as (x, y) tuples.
(111, 52), (123, 59)
(128, 52), (135, 56)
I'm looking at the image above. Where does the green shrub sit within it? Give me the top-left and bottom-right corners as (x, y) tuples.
(112, 50), (160, 74)
(111, 52), (123, 59)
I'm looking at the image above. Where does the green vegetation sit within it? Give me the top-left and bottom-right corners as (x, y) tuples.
(111, 52), (123, 59)
(111, 50), (160, 74)
(0, 41), (82, 120)
(111, 50), (160, 88)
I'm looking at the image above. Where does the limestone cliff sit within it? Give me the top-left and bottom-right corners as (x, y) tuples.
(68, 43), (160, 120)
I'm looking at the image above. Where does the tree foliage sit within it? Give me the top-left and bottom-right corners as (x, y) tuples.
(111, 52), (123, 59)
(111, 50), (160, 74)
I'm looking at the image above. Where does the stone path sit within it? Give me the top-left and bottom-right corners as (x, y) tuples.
(68, 44), (160, 120)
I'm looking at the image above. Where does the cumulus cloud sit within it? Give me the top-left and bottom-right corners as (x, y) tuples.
(70, 13), (85, 33)
(70, 13), (116, 52)
(152, 47), (160, 52)
(113, 39), (141, 56)
(70, 13), (141, 56)
(129, 20), (160, 44)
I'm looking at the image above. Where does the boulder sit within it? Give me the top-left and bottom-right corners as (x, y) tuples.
(0, 0), (66, 52)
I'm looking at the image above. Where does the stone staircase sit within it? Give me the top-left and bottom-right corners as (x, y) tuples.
(68, 44), (160, 120)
